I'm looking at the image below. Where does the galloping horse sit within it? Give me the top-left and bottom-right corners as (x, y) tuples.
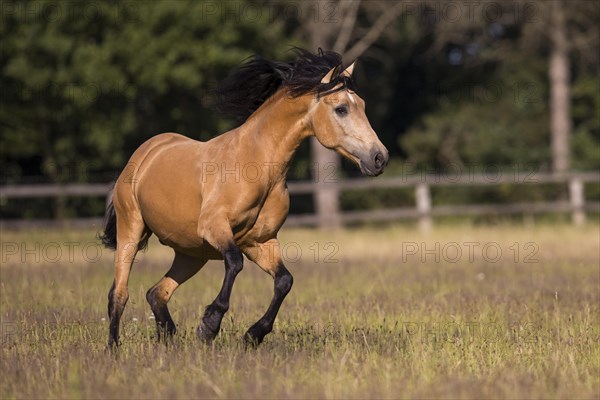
(99, 49), (389, 348)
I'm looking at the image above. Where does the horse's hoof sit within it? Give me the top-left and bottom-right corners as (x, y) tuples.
(156, 332), (175, 346)
(105, 340), (119, 355)
(196, 323), (216, 344)
(243, 331), (263, 349)
(156, 324), (176, 343)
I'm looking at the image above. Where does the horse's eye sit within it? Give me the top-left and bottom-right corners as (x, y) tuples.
(335, 105), (348, 116)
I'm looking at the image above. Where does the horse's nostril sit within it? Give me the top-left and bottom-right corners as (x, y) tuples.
(374, 152), (384, 169)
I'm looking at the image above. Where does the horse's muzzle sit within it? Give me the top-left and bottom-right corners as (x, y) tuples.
(360, 148), (389, 176)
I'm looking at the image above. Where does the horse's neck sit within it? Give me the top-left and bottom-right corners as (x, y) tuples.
(239, 92), (311, 180)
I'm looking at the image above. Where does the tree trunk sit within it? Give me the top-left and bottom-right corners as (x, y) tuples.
(310, 136), (342, 227)
(308, 12), (342, 228)
(549, 0), (571, 173)
(302, 0), (402, 227)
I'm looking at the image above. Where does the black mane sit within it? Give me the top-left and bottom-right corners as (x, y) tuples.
(213, 48), (355, 122)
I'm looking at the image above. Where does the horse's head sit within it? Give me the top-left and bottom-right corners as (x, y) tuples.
(308, 63), (389, 176)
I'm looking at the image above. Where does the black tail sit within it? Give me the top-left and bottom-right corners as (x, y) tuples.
(98, 198), (152, 252)
(99, 200), (117, 250)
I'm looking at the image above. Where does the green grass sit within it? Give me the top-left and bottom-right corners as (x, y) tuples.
(1, 223), (599, 399)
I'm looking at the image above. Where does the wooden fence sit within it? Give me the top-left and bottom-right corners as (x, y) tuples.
(0, 172), (598, 230)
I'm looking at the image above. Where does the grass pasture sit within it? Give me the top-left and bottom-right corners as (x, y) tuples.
(0, 223), (599, 399)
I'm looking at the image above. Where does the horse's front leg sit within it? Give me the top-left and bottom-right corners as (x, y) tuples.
(196, 222), (244, 343)
(243, 239), (293, 347)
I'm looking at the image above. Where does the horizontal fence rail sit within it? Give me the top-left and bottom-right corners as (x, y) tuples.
(1, 172), (599, 230)
(0, 183), (111, 198)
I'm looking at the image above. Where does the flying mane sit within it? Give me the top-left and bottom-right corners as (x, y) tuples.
(214, 48), (356, 122)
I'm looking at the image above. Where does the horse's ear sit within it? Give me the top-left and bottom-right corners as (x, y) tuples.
(341, 61), (356, 77)
(320, 66), (337, 84)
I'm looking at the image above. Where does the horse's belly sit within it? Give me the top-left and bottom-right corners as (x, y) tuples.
(155, 233), (221, 259)
(134, 141), (209, 254)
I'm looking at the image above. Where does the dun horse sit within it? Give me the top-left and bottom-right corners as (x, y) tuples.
(100, 49), (389, 348)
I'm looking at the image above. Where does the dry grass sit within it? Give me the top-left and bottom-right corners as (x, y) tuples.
(1, 222), (599, 399)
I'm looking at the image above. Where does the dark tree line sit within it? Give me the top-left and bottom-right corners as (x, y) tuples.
(1, 0), (598, 219)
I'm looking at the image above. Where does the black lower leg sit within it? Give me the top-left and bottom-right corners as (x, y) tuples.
(107, 282), (117, 346)
(197, 246), (243, 342)
(107, 281), (116, 319)
(107, 281), (128, 348)
(146, 287), (176, 341)
(155, 309), (176, 340)
(245, 266), (293, 346)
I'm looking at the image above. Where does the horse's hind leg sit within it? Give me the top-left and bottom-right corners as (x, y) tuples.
(107, 211), (147, 348)
(146, 252), (207, 341)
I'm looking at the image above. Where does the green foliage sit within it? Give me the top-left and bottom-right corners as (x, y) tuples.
(396, 18), (554, 170)
(0, 0), (293, 183)
(1, 0), (598, 219)
(400, 98), (549, 170)
(571, 75), (600, 170)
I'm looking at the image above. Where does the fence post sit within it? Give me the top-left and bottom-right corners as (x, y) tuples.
(416, 183), (432, 232)
(311, 138), (341, 229)
(568, 177), (585, 226)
